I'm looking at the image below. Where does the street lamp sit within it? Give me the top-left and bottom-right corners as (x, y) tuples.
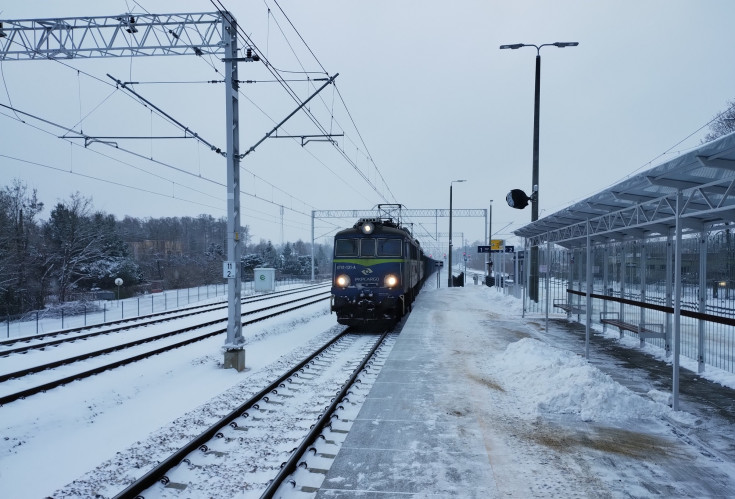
(114, 277), (123, 300)
(487, 200), (493, 277)
(448, 179), (466, 287)
(500, 41), (578, 302)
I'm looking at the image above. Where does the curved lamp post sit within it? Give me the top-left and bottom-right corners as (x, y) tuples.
(500, 41), (578, 302)
(448, 179), (466, 287)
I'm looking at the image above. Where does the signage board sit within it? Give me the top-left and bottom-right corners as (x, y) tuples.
(223, 261), (237, 279)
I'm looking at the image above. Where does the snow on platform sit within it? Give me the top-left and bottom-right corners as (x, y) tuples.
(316, 283), (735, 498)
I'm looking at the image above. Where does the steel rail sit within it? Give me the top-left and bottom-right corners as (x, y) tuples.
(0, 283), (328, 349)
(260, 330), (390, 498)
(113, 330), (357, 499)
(0, 291), (328, 383)
(0, 296), (330, 406)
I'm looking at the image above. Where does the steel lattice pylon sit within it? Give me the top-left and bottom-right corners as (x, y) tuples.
(0, 11), (252, 369)
(0, 13), (224, 59)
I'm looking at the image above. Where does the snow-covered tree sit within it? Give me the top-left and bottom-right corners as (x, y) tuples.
(43, 193), (140, 302)
(0, 180), (45, 314)
(703, 99), (735, 143)
(241, 253), (266, 273)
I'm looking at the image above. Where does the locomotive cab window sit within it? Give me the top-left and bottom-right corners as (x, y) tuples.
(377, 238), (402, 256)
(335, 239), (358, 257)
(360, 239), (376, 257)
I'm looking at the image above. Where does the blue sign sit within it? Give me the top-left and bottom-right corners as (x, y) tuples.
(477, 245), (491, 253)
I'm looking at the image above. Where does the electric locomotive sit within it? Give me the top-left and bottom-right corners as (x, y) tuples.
(330, 216), (431, 327)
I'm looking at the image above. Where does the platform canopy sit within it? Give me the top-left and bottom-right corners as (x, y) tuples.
(514, 132), (735, 248)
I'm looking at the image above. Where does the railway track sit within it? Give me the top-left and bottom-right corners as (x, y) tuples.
(112, 329), (396, 499)
(0, 290), (331, 405)
(0, 283), (329, 356)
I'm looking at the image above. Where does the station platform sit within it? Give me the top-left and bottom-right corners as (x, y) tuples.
(315, 283), (735, 498)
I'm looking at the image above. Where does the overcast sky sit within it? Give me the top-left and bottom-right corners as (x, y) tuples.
(2, 1), (735, 256)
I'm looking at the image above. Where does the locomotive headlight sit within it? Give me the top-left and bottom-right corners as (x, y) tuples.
(361, 221), (375, 235)
(384, 274), (399, 288)
(335, 274), (351, 287)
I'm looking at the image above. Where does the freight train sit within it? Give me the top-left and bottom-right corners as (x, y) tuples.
(330, 214), (436, 327)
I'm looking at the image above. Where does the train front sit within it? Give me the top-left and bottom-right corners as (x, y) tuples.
(330, 219), (406, 327)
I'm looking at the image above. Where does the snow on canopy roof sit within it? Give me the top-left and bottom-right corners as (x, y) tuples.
(513, 131), (735, 249)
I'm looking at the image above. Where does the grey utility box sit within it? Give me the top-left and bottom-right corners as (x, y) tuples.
(254, 268), (276, 292)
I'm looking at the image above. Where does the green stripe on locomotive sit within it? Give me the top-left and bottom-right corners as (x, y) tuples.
(333, 258), (404, 266)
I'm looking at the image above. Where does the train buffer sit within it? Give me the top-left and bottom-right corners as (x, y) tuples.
(599, 312), (666, 346)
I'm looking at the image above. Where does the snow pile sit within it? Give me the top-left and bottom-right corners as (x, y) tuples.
(489, 337), (668, 423)
(486, 292), (525, 316)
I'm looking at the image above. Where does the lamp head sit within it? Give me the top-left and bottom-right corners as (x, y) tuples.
(506, 189), (531, 209)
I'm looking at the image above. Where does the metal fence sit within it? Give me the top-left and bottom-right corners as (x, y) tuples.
(4, 276), (329, 339)
(504, 234), (735, 375)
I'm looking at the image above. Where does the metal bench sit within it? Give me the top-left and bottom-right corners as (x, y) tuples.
(599, 312), (666, 347)
(553, 298), (585, 315)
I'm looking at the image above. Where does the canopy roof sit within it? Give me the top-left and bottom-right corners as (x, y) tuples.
(513, 132), (735, 248)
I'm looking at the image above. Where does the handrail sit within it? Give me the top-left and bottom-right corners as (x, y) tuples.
(566, 289), (735, 327)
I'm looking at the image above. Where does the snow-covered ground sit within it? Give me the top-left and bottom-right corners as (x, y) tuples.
(3, 282), (314, 339)
(314, 278), (735, 497)
(1, 299), (343, 498)
(2, 274), (735, 498)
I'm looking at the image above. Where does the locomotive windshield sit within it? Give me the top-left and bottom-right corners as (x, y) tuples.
(334, 237), (403, 257)
(335, 239), (358, 257)
(377, 238), (402, 256)
(360, 239), (376, 256)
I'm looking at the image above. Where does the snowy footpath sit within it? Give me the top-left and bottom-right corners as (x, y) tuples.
(318, 283), (735, 498)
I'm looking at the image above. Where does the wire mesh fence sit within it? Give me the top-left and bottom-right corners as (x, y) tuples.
(502, 234), (735, 375)
(4, 276), (329, 339)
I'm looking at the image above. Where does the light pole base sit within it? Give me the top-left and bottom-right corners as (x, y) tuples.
(224, 349), (246, 371)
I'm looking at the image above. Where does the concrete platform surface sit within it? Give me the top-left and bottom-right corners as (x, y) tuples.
(316, 284), (735, 498)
